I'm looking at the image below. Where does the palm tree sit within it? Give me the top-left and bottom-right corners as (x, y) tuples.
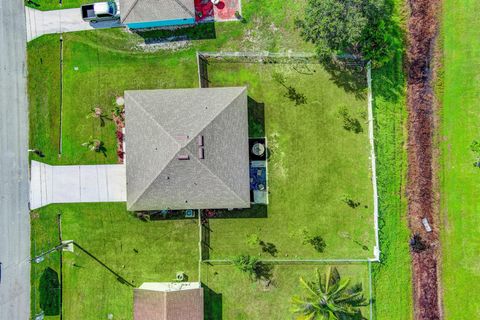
(82, 138), (106, 156)
(291, 267), (367, 320)
(87, 107), (111, 127)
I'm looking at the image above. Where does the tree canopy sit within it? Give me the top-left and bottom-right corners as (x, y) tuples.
(297, 0), (400, 65)
(291, 267), (367, 319)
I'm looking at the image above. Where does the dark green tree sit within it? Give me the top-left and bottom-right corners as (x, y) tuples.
(291, 267), (367, 319)
(296, 0), (400, 65)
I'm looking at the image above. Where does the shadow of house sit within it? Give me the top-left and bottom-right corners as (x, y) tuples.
(247, 97), (265, 138)
(135, 23), (217, 44)
(203, 284), (223, 320)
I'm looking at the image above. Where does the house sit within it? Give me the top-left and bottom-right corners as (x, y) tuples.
(134, 282), (203, 320)
(120, 0), (196, 29)
(124, 87), (251, 211)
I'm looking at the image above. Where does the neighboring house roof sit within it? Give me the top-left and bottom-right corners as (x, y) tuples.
(134, 286), (204, 320)
(120, 0), (195, 24)
(124, 87), (250, 211)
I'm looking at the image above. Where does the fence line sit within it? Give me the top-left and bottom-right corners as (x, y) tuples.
(367, 61), (380, 262)
(368, 260), (374, 320)
(58, 35), (64, 155)
(203, 258), (377, 265)
(197, 209), (202, 282)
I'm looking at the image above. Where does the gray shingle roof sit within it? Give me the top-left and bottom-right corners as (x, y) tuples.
(120, 0), (195, 24)
(125, 87), (250, 211)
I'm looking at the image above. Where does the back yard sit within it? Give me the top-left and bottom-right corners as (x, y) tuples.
(202, 57), (375, 260)
(28, 0), (411, 318)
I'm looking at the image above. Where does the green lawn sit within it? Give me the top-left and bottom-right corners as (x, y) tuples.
(27, 0), (413, 318)
(440, 0), (480, 318)
(202, 263), (371, 320)
(31, 203), (199, 319)
(204, 60), (375, 260)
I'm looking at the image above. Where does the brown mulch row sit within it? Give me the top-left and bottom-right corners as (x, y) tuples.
(406, 0), (442, 319)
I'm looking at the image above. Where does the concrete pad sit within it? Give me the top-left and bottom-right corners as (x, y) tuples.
(30, 161), (127, 209)
(25, 7), (123, 42)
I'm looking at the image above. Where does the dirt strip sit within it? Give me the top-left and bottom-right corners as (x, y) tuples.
(406, 0), (442, 319)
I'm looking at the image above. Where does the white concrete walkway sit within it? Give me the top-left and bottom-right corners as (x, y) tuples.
(25, 7), (122, 41)
(30, 160), (126, 209)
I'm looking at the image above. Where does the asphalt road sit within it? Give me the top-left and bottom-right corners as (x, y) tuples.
(0, 0), (31, 319)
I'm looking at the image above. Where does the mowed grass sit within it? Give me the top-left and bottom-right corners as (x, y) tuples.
(31, 203), (199, 320)
(202, 263), (371, 320)
(205, 61), (375, 260)
(440, 0), (480, 318)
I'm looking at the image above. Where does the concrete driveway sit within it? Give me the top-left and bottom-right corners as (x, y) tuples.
(30, 161), (127, 209)
(25, 6), (123, 41)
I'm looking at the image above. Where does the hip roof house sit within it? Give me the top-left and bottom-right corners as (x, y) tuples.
(120, 0), (196, 29)
(125, 87), (250, 211)
(134, 282), (203, 320)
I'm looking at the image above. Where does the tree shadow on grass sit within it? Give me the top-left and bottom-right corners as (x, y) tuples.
(134, 23), (216, 45)
(203, 284), (223, 320)
(39, 267), (60, 316)
(321, 58), (368, 100)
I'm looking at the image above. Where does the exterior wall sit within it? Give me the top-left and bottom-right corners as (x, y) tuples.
(126, 17), (195, 29)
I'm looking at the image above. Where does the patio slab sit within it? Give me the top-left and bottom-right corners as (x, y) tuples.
(195, 0), (241, 22)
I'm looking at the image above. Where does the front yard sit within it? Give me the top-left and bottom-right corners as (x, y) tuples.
(31, 203), (199, 319)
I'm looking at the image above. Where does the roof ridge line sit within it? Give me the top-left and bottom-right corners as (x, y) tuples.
(182, 88), (245, 150)
(185, 87), (248, 200)
(186, 146), (249, 206)
(126, 92), (182, 209)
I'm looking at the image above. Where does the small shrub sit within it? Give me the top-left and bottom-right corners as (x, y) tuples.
(232, 254), (273, 281)
(233, 254), (259, 279)
(470, 140), (480, 167)
(246, 234), (261, 247)
(410, 234), (427, 253)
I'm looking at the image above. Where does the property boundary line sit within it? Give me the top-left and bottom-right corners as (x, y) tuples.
(368, 260), (374, 320)
(202, 258), (375, 265)
(367, 61), (380, 261)
(58, 34), (64, 155)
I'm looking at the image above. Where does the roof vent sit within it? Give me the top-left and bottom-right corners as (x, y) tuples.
(197, 135), (204, 146)
(198, 147), (204, 159)
(175, 135), (189, 141)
